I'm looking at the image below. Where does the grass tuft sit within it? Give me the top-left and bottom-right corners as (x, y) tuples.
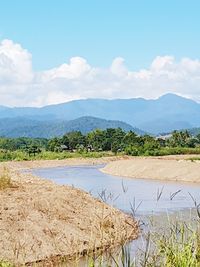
(0, 167), (12, 190)
(0, 260), (13, 267)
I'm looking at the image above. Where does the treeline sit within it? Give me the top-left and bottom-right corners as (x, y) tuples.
(0, 137), (48, 152)
(0, 129), (200, 161)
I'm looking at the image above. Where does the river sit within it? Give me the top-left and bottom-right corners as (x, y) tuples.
(32, 164), (200, 215)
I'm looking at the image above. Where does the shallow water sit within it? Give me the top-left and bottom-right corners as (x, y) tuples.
(31, 164), (200, 266)
(32, 164), (200, 215)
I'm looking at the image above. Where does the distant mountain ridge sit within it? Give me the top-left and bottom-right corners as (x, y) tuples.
(188, 127), (200, 136)
(0, 116), (144, 138)
(0, 93), (200, 134)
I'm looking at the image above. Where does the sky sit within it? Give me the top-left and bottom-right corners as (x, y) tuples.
(0, 0), (200, 107)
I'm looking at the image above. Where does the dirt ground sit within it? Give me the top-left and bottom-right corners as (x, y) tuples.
(0, 160), (138, 266)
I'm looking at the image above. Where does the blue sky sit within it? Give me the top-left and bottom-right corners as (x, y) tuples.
(0, 0), (200, 106)
(1, 0), (200, 71)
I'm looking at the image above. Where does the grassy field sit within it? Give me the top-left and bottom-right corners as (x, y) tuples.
(0, 150), (115, 162)
(0, 147), (200, 162)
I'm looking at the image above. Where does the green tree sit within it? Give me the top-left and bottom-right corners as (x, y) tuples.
(86, 129), (105, 151)
(168, 130), (191, 147)
(67, 131), (86, 150)
(26, 145), (41, 156)
(61, 135), (69, 148)
(47, 137), (61, 152)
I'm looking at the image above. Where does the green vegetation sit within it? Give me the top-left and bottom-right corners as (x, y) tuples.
(0, 149), (113, 162)
(156, 228), (200, 266)
(85, 218), (200, 267)
(85, 209), (200, 267)
(0, 261), (13, 267)
(0, 129), (200, 161)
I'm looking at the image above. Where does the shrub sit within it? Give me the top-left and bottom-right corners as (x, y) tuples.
(125, 146), (139, 156)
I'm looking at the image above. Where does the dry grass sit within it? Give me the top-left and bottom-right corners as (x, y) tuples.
(0, 164), (138, 266)
(0, 167), (12, 190)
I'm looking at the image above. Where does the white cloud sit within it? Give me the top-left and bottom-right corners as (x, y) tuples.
(0, 39), (200, 107)
(0, 39), (33, 84)
(42, 57), (91, 81)
(110, 57), (128, 77)
(151, 56), (174, 71)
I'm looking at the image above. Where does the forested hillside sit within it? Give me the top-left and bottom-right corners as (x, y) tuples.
(0, 116), (144, 138)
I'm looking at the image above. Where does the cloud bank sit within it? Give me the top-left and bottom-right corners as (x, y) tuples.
(0, 39), (200, 107)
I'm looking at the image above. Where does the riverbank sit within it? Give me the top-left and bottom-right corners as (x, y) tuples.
(101, 156), (200, 183)
(0, 160), (138, 266)
(1, 155), (200, 265)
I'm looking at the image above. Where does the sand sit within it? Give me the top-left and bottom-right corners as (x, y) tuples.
(101, 156), (200, 183)
(0, 159), (138, 266)
(7, 156), (127, 170)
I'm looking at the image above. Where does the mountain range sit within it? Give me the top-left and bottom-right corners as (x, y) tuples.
(0, 116), (143, 138)
(0, 93), (200, 135)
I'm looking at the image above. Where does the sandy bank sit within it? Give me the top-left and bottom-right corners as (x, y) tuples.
(0, 160), (138, 266)
(101, 157), (200, 183)
(7, 156), (127, 170)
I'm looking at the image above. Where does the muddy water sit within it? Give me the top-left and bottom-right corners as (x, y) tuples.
(32, 164), (200, 215)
